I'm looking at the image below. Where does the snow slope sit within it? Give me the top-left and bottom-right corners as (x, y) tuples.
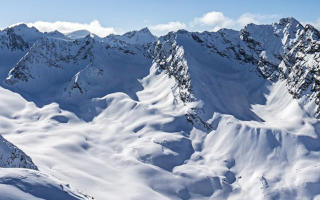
(0, 18), (320, 199)
(0, 168), (92, 200)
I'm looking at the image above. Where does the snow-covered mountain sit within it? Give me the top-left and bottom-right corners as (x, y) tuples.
(0, 18), (320, 199)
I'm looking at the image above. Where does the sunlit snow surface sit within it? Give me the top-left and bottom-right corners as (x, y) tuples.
(0, 19), (320, 200)
(1, 65), (320, 199)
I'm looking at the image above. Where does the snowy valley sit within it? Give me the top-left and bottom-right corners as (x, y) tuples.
(0, 17), (320, 199)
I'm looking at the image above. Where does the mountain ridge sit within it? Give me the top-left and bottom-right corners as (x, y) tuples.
(2, 17), (320, 121)
(0, 17), (320, 200)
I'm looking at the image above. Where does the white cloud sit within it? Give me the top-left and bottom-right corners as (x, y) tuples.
(237, 13), (260, 26)
(303, 18), (320, 30)
(27, 20), (116, 37)
(149, 21), (186, 32)
(193, 11), (234, 28)
(149, 12), (280, 34)
(314, 18), (320, 29)
(191, 11), (280, 32)
(237, 13), (280, 26)
(14, 12), (283, 37)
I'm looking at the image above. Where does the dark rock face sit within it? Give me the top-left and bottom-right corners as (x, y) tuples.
(153, 33), (192, 103)
(5, 29), (30, 51)
(6, 36), (94, 84)
(0, 24), (43, 52)
(281, 25), (320, 117)
(0, 135), (37, 169)
(160, 18), (320, 118)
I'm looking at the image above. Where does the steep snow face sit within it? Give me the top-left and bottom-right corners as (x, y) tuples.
(66, 30), (92, 40)
(0, 25), (35, 80)
(0, 24), (43, 51)
(0, 24), (65, 80)
(5, 32), (154, 120)
(5, 36), (93, 93)
(173, 31), (269, 122)
(0, 18), (320, 200)
(4, 28), (156, 121)
(0, 168), (92, 200)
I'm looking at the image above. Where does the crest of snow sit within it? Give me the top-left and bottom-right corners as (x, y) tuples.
(0, 168), (91, 200)
(66, 30), (92, 39)
(104, 27), (156, 45)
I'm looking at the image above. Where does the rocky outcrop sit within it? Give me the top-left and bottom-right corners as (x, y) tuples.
(0, 135), (37, 169)
(0, 24), (43, 52)
(180, 18), (320, 118)
(153, 32), (192, 103)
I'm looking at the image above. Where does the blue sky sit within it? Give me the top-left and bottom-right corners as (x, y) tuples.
(1, 0), (320, 36)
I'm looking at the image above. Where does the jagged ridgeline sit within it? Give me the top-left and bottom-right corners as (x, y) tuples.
(1, 17), (319, 121)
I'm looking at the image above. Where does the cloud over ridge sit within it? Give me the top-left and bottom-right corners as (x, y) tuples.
(27, 20), (116, 37)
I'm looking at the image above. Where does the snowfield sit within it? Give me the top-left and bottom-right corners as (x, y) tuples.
(0, 18), (320, 199)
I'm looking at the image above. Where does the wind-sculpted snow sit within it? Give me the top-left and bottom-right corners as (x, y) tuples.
(0, 168), (92, 200)
(0, 18), (320, 199)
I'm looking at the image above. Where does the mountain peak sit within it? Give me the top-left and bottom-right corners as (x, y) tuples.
(6, 23), (40, 34)
(104, 27), (156, 45)
(123, 27), (155, 39)
(0, 23), (43, 51)
(278, 17), (302, 27)
(7, 23), (29, 30)
(66, 29), (91, 39)
(45, 30), (66, 39)
(139, 27), (151, 33)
